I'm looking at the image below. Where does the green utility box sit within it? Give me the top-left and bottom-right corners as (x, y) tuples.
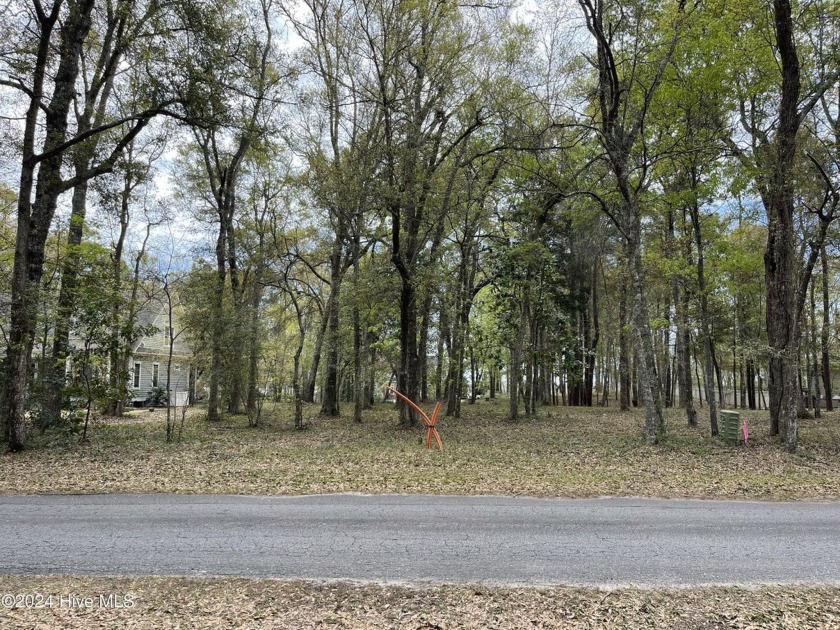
(719, 409), (743, 444)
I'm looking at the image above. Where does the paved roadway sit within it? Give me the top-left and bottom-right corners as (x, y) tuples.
(1, 494), (838, 586)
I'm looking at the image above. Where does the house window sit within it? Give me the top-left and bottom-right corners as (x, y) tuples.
(152, 363), (159, 387)
(174, 363), (181, 372)
(133, 363), (141, 388)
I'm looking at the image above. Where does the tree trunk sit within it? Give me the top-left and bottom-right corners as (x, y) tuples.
(292, 303), (306, 430)
(435, 298), (447, 401)
(246, 258), (264, 418)
(821, 245), (832, 410)
(694, 346), (703, 407)
(106, 165), (140, 417)
(524, 317), (536, 416)
(674, 251), (697, 426)
(689, 195), (719, 435)
(764, 200), (800, 449)
(663, 212), (675, 408)
(164, 286), (176, 442)
(810, 278), (821, 417)
(507, 282), (530, 421)
(732, 337), (738, 409)
(207, 217), (226, 423)
(468, 345), (477, 404)
(764, 0), (803, 451)
(108, 215), (152, 417)
(489, 367), (496, 401)
(445, 310), (463, 418)
(585, 273), (599, 406)
(508, 314), (524, 422)
(44, 0), (128, 426)
(747, 357), (757, 410)
(737, 289), (747, 409)
(225, 215), (245, 415)
(713, 348), (724, 408)
(626, 219), (665, 443)
(418, 292), (433, 402)
(570, 311), (584, 407)
(304, 305), (329, 403)
(397, 274), (420, 426)
(4, 0), (97, 451)
(618, 276), (631, 411)
(48, 178), (90, 423)
(320, 241), (345, 417)
(352, 244), (364, 423)
(367, 343), (378, 407)
(445, 229), (480, 417)
(601, 342), (611, 406)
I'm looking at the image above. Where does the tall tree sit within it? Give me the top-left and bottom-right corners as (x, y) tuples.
(724, 0), (839, 450)
(821, 244), (833, 410)
(578, 0), (695, 443)
(95, 141), (164, 416)
(283, 0), (384, 417)
(353, 0), (488, 425)
(45, 0), (172, 425)
(180, 0), (283, 421)
(0, 0), (182, 450)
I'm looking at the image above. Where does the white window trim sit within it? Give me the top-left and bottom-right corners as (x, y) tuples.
(133, 362), (141, 389)
(152, 362), (160, 387)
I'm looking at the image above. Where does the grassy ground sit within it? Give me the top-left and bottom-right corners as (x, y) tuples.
(3, 402), (840, 629)
(1, 575), (839, 629)
(1, 402), (839, 500)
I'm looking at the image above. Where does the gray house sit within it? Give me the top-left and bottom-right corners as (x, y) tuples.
(129, 299), (192, 406)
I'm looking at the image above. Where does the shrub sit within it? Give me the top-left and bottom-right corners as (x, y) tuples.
(145, 386), (169, 407)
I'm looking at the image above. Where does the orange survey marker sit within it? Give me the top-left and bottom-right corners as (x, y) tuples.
(385, 385), (443, 451)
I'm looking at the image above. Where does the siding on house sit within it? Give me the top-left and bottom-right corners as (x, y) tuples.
(66, 294), (194, 406)
(129, 298), (192, 404)
(130, 357), (190, 402)
(134, 307), (190, 356)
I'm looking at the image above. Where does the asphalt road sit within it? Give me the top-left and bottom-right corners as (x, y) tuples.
(1, 494), (838, 586)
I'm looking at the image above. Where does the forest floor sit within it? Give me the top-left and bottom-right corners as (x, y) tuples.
(2, 574), (839, 629)
(3, 402), (840, 628)
(2, 401), (840, 500)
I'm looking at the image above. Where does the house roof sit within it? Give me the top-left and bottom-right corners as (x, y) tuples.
(66, 293), (191, 360)
(131, 295), (191, 358)
(135, 302), (160, 332)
